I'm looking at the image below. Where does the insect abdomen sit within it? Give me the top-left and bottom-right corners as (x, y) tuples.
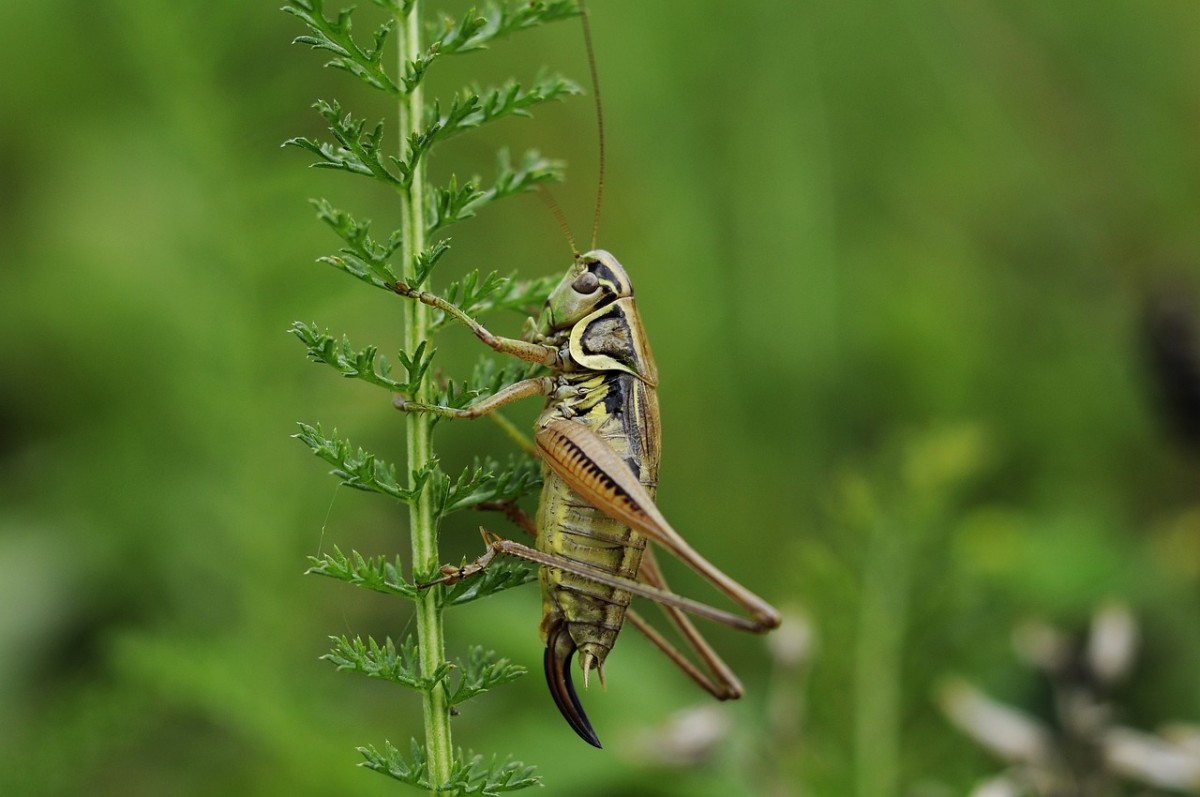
(536, 372), (660, 665)
(536, 471), (646, 662)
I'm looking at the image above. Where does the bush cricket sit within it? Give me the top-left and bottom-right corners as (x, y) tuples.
(395, 1), (782, 748)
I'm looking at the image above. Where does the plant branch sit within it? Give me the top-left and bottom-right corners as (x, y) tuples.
(396, 4), (456, 792)
(288, 0), (573, 790)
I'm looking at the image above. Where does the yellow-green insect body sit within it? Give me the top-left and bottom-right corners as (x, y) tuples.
(528, 252), (661, 743)
(402, 248), (779, 747)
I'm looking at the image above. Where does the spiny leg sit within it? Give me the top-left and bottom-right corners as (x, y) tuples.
(628, 549), (744, 700)
(484, 501), (747, 700)
(536, 418), (782, 631)
(415, 528), (503, 588)
(430, 509), (750, 745)
(394, 376), (553, 419)
(425, 520), (768, 630)
(393, 282), (559, 366)
(465, 533), (771, 749)
(478, 537), (764, 631)
(414, 500), (538, 589)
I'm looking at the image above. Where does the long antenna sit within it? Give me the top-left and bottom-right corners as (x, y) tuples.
(578, 0), (605, 250)
(537, 185), (579, 257)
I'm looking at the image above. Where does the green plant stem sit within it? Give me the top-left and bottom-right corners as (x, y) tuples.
(396, 3), (454, 792)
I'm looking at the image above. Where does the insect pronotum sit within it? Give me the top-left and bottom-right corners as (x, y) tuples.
(396, 0), (782, 748)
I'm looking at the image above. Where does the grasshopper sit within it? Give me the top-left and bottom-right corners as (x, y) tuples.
(393, 2), (781, 748)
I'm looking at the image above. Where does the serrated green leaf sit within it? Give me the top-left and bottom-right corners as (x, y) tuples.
(427, 74), (582, 144)
(290, 323), (437, 396)
(291, 323), (414, 392)
(443, 558), (537, 607)
(448, 647), (527, 706)
(284, 0), (401, 94)
(293, 423), (433, 502)
(286, 99), (405, 187)
(441, 455), (542, 516)
(411, 239), (451, 287)
(395, 339), (437, 393)
(361, 742), (539, 794)
(426, 8), (488, 58)
(442, 270), (510, 317)
(449, 749), (541, 795)
(427, 268), (557, 338)
(427, 149), (565, 232)
(360, 739), (433, 788)
(431, 356), (533, 416)
(306, 545), (417, 597)
(310, 200), (401, 290)
(427, 174), (487, 233)
(434, 0), (579, 56)
(324, 634), (452, 691)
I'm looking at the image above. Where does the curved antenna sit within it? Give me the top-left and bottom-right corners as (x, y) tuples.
(537, 184), (579, 258)
(578, 0), (605, 251)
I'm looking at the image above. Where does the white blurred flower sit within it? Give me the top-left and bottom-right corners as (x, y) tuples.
(627, 704), (732, 767)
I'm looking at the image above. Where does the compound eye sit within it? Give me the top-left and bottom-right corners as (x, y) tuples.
(572, 271), (600, 294)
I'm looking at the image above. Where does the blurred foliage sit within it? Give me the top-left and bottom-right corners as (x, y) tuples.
(2, 0), (1200, 795)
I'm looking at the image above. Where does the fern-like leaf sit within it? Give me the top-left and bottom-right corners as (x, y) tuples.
(443, 558), (537, 607)
(306, 546), (417, 597)
(360, 741), (540, 794)
(428, 149), (565, 232)
(291, 323), (410, 392)
(325, 634), (452, 691)
(429, 357), (534, 419)
(441, 456), (543, 516)
(437, 272), (558, 330)
(448, 750), (541, 795)
(429, 74), (581, 143)
(293, 423), (437, 502)
(284, 0), (401, 94)
(448, 647), (527, 706)
(434, 0), (579, 55)
(411, 239), (451, 288)
(360, 739), (433, 789)
(310, 199), (401, 290)
(286, 99), (405, 186)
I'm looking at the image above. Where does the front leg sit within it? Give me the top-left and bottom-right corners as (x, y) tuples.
(394, 282), (559, 367)
(394, 376), (554, 419)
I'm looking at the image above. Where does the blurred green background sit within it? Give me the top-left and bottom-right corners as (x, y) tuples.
(3, 0), (1200, 794)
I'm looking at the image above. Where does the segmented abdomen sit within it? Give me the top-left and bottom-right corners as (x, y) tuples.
(536, 372), (660, 665)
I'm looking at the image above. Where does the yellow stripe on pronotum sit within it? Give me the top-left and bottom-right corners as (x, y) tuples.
(394, 0), (781, 748)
